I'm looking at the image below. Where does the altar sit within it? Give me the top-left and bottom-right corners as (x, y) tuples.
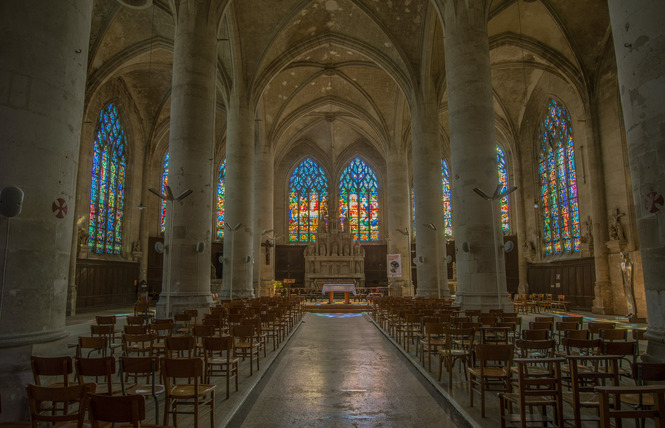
(321, 283), (356, 304)
(303, 211), (365, 293)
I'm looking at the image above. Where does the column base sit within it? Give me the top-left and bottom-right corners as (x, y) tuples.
(219, 288), (255, 301)
(643, 327), (665, 362)
(455, 291), (513, 312)
(0, 344), (33, 421)
(592, 280), (613, 315)
(156, 292), (214, 319)
(257, 279), (274, 297)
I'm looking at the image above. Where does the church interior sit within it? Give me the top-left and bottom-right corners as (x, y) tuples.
(1, 0), (665, 425)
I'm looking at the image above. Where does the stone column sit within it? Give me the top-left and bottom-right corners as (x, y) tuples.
(157, 0), (217, 318)
(0, 0), (92, 420)
(222, 92), (256, 299)
(609, 0), (665, 361)
(411, 89), (448, 298)
(253, 134), (275, 298)
(443, 0), (510, 311)
(386, 149), (414, 296)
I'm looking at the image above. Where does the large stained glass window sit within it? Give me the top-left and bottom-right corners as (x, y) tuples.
(339, 158), (379, 241)
(442, 160), (453, 237)
(288, 158), (328, 242)
(160, 153), (169, 233)
(89, 103), (127, 254)
(496, 146), (510, 232)
(538, 99), (581, 254)
(216, 159), (226, 239)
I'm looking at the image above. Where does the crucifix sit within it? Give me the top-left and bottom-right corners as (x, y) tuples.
(261, 239), (273, 265)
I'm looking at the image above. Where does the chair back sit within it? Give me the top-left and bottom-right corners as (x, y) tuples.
(588, 322), (616, 339)
(561, 337), (601, 355)
(522, 329), (549, 340)
(161, 357), (204, 382)
(600, 329), (628, 341)
(77, 335), (107, 357)
(632, 362), (665, 384)
(125, 315), (145, 326)
(474, 344), (514, 370)
(124, 325), (146, 334)
(515, 339), (556, 358)
(76, 356), (117, 395)
(86, 393), (147, 428)
(26, 382), (95, 425)
(165, 335), (196, 358)
(31, 356), (73, 386)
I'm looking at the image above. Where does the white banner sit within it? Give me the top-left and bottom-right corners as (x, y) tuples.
(387, 254), (402, 278)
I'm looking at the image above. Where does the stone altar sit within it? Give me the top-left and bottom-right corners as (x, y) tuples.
(304, 213), (365, 289)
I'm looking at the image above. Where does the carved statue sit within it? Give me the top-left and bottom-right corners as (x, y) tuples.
(621, 251), (636, 318)
(77, 228), (90, 247)
(609, 208), (626, 240)
(581, 216), (593, 244)
(343, 216), (350, 233)
(131, 240), (142, 252)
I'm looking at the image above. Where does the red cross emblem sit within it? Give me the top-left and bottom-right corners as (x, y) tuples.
(52, 198), (68, 218)
(644, 191), (664, 214)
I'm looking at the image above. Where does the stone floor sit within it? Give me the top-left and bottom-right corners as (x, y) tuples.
(28, 302), (650, 427)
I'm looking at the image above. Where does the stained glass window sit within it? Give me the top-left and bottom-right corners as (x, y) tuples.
(339, 158), (379, 241)
(288, 158), (329, 242)
(216, 159), (226, 239)
(538, 98), (581, 254)
(496, 146), (510, 232)
(442, 160), (453, 237)
(160, 153), (169, 233)
(89, 103), (127, 254)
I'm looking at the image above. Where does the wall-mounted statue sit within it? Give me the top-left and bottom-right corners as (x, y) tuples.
(609, 208), (625, 241)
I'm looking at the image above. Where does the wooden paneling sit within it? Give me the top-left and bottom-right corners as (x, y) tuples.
(275, 245), (307, 286)
(527, 257), (595, 310)
(75, 259), (139, 310)
(364, 244), (387, 288)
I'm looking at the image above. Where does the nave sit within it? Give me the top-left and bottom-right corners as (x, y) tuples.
(229, 312), (458, 427)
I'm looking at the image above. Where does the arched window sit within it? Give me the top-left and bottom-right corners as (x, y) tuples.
(216, 159), (226, 239)
(442, 160), (453, 238)
(160, 153), (169, 233)
(288, 158), (328, 242)
(89, 102), (127, 254)
(538, 99), (581, 254)
(496, 146), (510, 232)
(339, 158), (379, 241)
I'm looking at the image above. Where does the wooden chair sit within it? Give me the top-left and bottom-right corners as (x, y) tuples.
(469, 343), (514, 418)
(26, 382), (95, 427)
(515, 339), (556, 359)
(148, 322), (174, 357)
(161, 357), (216, 428)
(85, 393), (169, 428)
(192, 324), (217, 355)
(231, 324), (261, 376)
(596, 385), (665, 428)
(420, 322), (447, 372)
(438, 327), (475, 386)
(90, 324), (122, 355)
(600, 328), (629, 342)
(165, 335), (196, 359)
(76, 336), (107, 358)
(521, 329), (549, 341)
(588, 322), (616, 340)
(120, 356), (165, 425)
(554, 321), (579, 348)
(202, 336), (239, 399)
(123, 332), (156, 357)
(124, 324), (147, 334)
(499, 357), (564, 428)
(126, 315), (146, 326)
(75, 356), (123, 395)
(174, 313), (193, 336)
(600, 340), (637, 377)
(562, 354), (621, 426)
(95, 315), (122, 344)
(30, 355), (72, 387)
(622, 362), (665, 428)
(633, 329), (647, 356)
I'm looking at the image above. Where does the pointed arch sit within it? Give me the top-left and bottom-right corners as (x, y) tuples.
(339, 158), (379, 241)
(288, 158), (329, 242)
(538, 98), (581, 254)
(89, 102), (127, 254)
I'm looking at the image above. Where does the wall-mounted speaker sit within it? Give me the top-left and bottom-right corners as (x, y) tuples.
(461, 242), (471, 253)
(196, 242), (205, 253)
(0, 186), (24, 218)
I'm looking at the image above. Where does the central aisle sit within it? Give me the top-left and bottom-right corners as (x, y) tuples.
(230, 312), (457, 427)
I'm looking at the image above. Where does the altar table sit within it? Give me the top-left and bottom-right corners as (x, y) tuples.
(321, 284), (356, 304)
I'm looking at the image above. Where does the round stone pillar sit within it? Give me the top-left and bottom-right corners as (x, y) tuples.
(386, 150), (414, 297)
(411, 90), (447, 298)
(443, 0), (510, 311)
(157, 0), (217, 318)
(0, 0), (92, 420)
(222, 93), (256, 300)
(253, 139), (275, 298)
(609, 0), (665, 361)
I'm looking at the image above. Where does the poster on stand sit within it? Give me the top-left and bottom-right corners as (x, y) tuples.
(387, 254), (402, 278)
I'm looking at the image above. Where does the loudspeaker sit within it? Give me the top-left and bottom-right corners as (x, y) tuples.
(0, 186), (24, 217)
(461, 242), (471, 253)
(196, 241), (205, 253)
